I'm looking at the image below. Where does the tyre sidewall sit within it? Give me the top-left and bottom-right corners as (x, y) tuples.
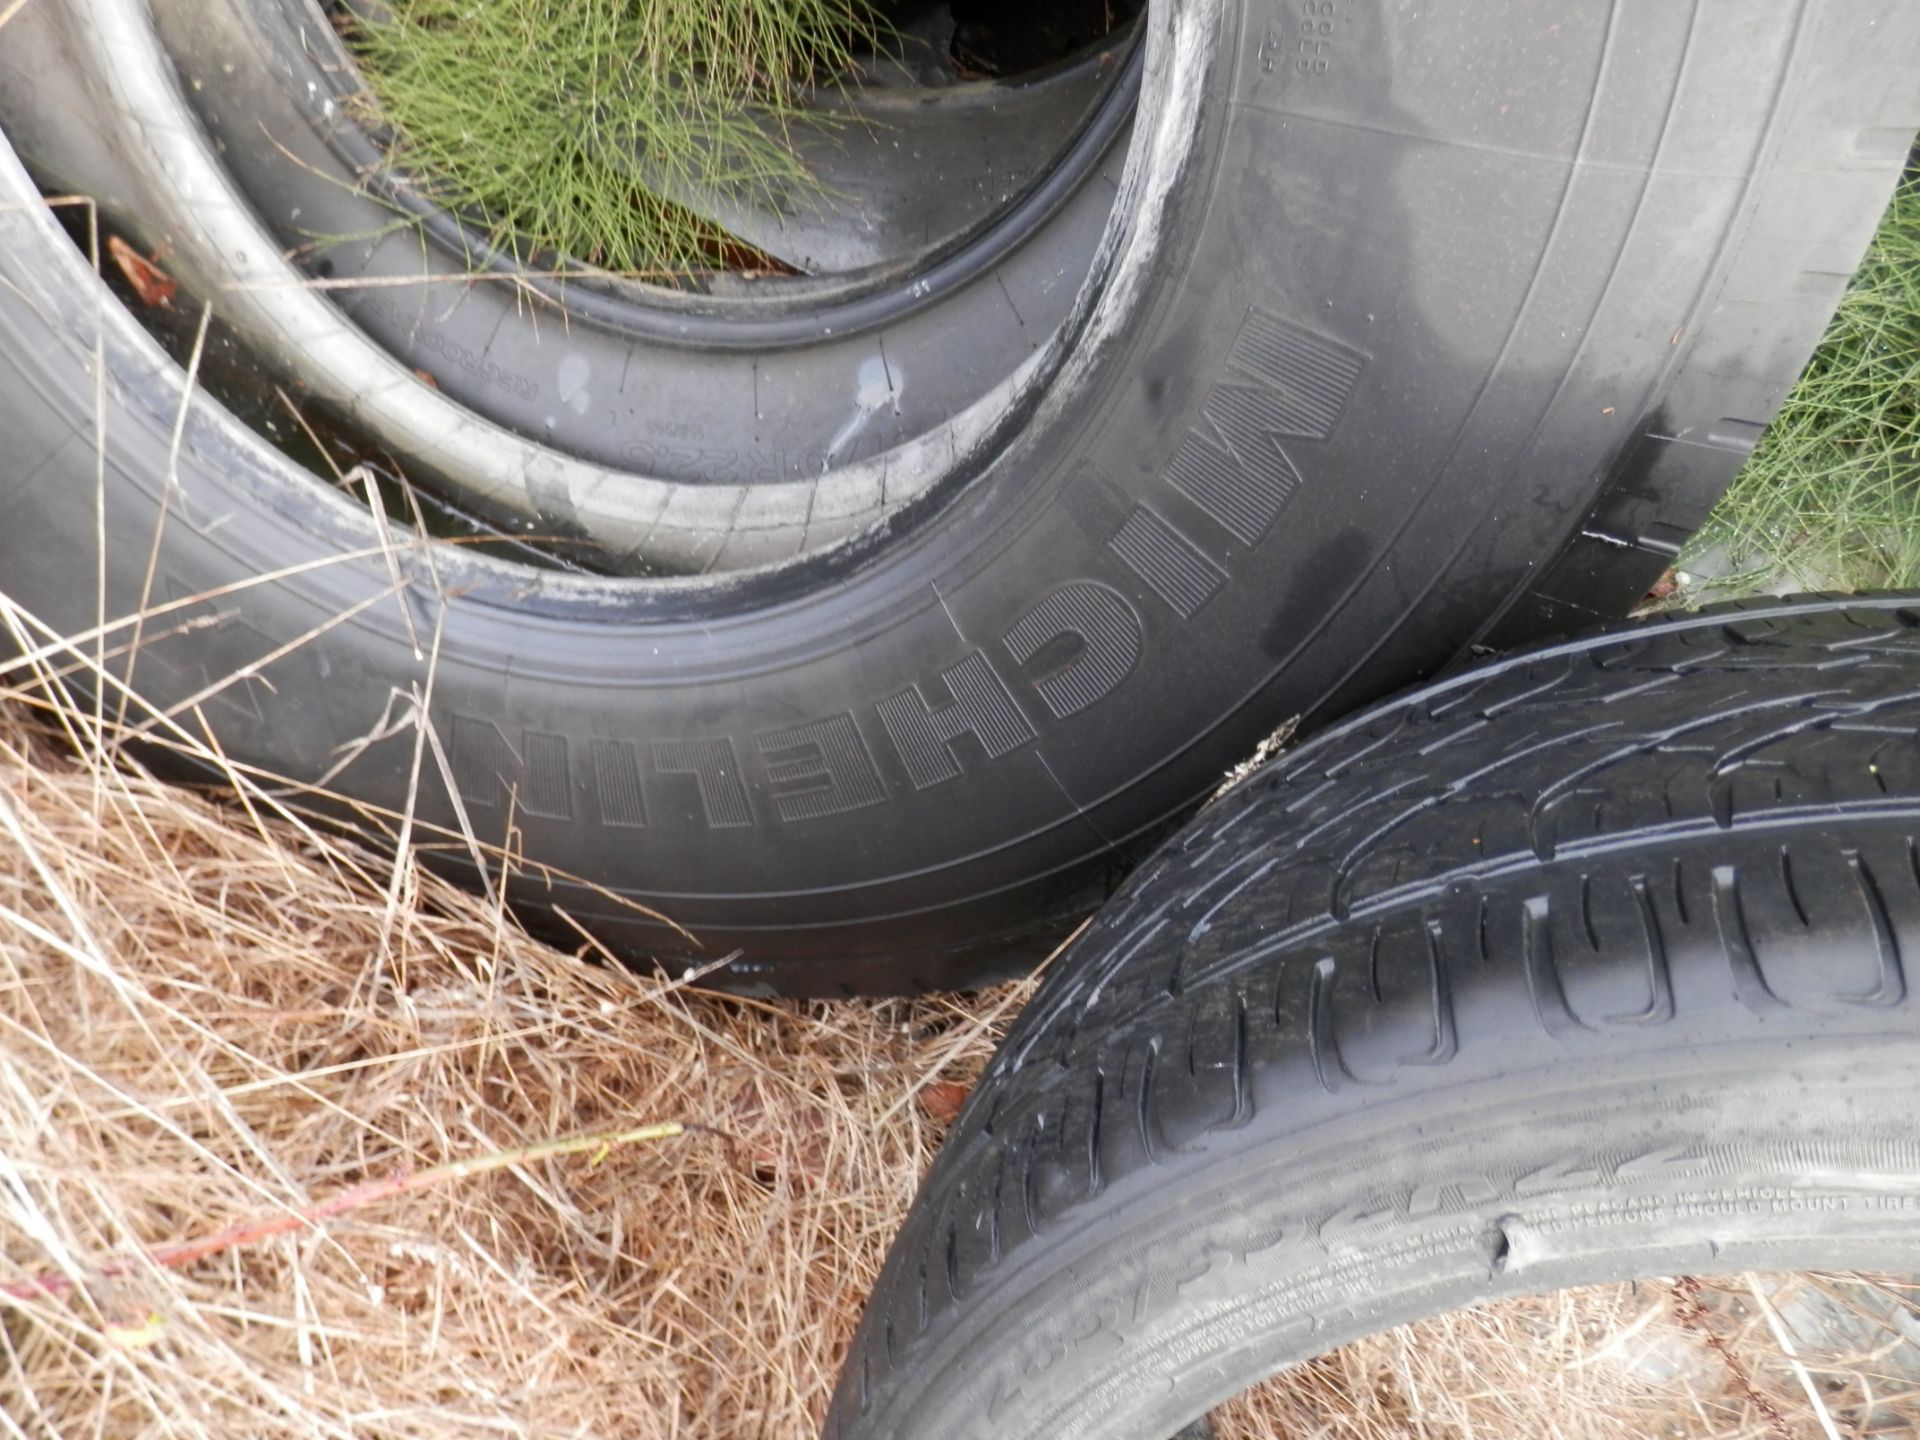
(3, 0), (1900, 982)
(842, 1033), (1920, 1439)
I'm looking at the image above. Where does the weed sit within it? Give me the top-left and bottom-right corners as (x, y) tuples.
(347, 0), (883, 275)
(1685, 162), (1920, 595)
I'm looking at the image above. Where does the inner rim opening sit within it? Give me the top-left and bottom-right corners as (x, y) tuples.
(3, 0), (1205, 599)
(314, 0), (1146, 342)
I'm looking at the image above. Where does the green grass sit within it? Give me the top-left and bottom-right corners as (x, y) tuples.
(1683, 162), (1920, 597)
(347, 0), (881, 275)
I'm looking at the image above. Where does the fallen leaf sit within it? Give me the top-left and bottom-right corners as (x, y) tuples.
(729, 1080), (831, 1189)
(107, 235), (177, 308)
(917, 1081), (971, 1127)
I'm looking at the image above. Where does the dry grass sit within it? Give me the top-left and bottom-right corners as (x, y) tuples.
(0, 629), (1031, 1437)
(0, 651), (1914, 1439)
(1215, 1275), (1920, 1439)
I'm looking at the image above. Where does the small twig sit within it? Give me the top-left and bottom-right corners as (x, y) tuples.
(118, 301), (213, 731)
(0, 1120), (685, 1302)
(1669, 1276), (1796, 1440)
(1207, 715), (1301, 806)
(1745, 1274), (1845, 1440)
(353, 464), (424, 661)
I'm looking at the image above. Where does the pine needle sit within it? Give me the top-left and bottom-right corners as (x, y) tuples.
(3, 1122), (685, 1302)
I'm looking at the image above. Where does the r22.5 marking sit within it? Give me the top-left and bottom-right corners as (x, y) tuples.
(448, 310), (1366, 831)
(1261, 0), (1344, 76)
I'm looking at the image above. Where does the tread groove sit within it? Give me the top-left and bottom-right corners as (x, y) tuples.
(1780, 846), (1811, 927)
(1524, 895), (1588, 1036)
(1615, 875), (1676, 1024)
(1306, 957), (1348, 1092)
(1084, 1072), (1104, 1200)
(1844, 850), (1906, 1008)
(1136, 1039), (1160, 1165)
(1710, 864), (1788, 1016)
(985, 1165), (1004, 1266)
(1414, 919), (1460, 1064)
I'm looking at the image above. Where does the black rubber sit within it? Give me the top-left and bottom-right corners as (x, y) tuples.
(140, 0), (1135, 483)
(825, 595), (1920, 1440)
(0, 1), (1915, 993)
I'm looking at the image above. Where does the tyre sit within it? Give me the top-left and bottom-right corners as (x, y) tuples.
(0, 3), (1916, 993)
(826, 595), (1920, 1438)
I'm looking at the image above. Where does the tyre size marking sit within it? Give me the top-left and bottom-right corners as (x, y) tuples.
(440, 310), (1366, 830)
(1260, 0), (1348, 79)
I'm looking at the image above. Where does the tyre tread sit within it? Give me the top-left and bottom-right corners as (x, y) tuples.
(827, 599), (1920, 1436)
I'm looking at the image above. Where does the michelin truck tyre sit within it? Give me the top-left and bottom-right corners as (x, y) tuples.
(0, 1), (1914, 991)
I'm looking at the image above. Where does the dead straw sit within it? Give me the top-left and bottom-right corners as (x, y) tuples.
(0, 592), (1910, 1436)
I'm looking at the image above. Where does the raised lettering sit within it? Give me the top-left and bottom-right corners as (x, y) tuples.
(1227, 308), (1365, 441)
(1108, 505), (1227, 619)
(1406, 1175), (1500, 1218)
(756, 713), (888, 822)
(589, 738), (647, 828)
(450, 714), (572, 820)
(877, 651), (1035, 791)
(1165, 386), (1304, 544)
(652, 737), (753, 829)
(1004, 581), (1143, 719)
(1160, 309), (1365, 544)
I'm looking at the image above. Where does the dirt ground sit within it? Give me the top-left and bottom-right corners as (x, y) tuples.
(0, 689), (1914, 1438)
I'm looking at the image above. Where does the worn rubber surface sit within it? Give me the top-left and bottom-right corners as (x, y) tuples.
(151, 0), (1132, 479)
(826, 596), (1920, 1439)
(0, 0), (1133, 570)
(0, 2), (1916, 992)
